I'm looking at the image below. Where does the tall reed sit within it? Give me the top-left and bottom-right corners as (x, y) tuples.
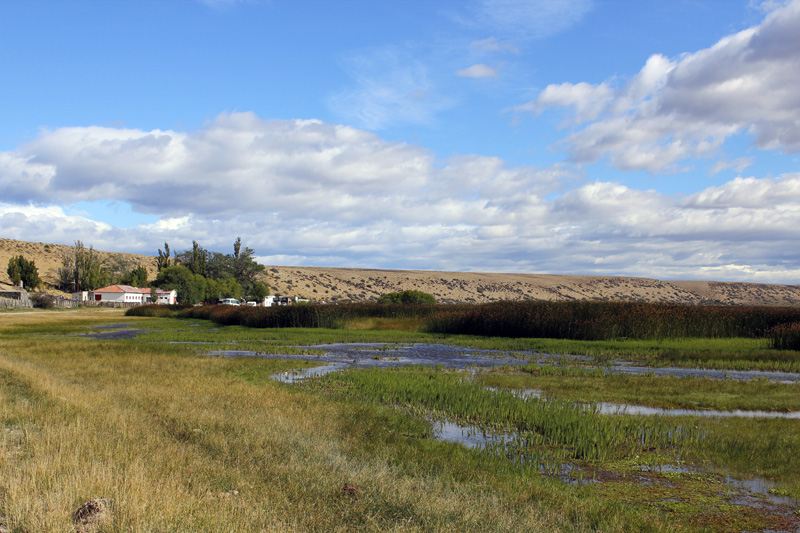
(426, 301), (800, 341)
(769, 322), (800, 350)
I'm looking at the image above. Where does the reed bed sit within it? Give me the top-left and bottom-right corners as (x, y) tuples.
(769, 322), (800, 350)
(426, 301), (800, 341)
(175, 303), (448, 329)
(130, 301), (800, 349)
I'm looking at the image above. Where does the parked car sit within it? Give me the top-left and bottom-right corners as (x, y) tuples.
(219, 298), (240, 306)
(245, 301), (257, 306)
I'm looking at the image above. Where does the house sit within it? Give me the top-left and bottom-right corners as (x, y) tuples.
(72, 291), (90, 304)
(154, 288), (178, 305)
(90, 285), (177, 305)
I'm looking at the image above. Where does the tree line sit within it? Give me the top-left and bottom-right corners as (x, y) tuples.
(151, 238), (269, 305)
(51, 238), (268, 305)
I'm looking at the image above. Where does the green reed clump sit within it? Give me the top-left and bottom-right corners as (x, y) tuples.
(308, 367), (700, 465)
(520, 364), (608, 378)
(769, 322), (800, 350)
(425, 300), (800, 341)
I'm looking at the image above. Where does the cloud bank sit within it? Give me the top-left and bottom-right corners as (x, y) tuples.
(2, 112), (799, 282)
(519, 0), (800, 173)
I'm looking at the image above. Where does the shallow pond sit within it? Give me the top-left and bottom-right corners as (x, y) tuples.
(204, 341), (800, 383)
(509, 389), (800, 420)
(430, 417), (797, 509)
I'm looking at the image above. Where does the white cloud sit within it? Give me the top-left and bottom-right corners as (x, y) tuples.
(329, 47), (454, 130)
(473, 0), (593, 40)
(515, 81), (613, 123)
(681, 174), (800, 208)
(456, 64), (499, 78)
(518, 0), (800, 172)
(470, 37), (519, 54)
(2, 115), (799, 282)
(710, 157), (753, 175)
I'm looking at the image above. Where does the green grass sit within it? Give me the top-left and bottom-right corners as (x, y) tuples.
(475, 370), (800, 411)
(440, 336), (800, 373)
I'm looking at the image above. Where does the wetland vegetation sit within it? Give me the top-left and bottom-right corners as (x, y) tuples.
(0, 306), (798, 531)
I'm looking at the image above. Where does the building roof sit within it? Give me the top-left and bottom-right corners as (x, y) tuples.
(92, 285), (173, 295)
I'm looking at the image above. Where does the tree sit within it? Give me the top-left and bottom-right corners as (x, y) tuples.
(57, 241), (110, 292)
(152, 265), (206, 305)
(119, 265), (148, 287)
(175, 241), (209, 277)
(206, 251), (234, 280)
(106, 255), (139, 284)
(7, 255), (40, 289)
(230, 237), (266, 297)
(156, 243), (171, 271)
(205, 277), (242, 302)
(378, 290), (436, 305)
(248, 280), (270, 302)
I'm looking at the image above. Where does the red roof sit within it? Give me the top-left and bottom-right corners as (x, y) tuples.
(92, 285), (172, 294)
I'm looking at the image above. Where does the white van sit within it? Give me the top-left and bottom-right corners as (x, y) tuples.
(219, 298), (240, 306)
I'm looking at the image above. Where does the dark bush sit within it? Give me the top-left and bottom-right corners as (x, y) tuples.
(378, 290), (436, 305)
(125, 304), (191, 317)
(31, 293), (56, 309)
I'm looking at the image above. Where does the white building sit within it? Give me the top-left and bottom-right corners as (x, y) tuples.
(91, 285), (177, 305)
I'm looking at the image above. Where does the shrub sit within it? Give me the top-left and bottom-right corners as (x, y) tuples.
(125, 304), (190, 318)
(378, 290), (436, 305)
(31, 293), (56, 309)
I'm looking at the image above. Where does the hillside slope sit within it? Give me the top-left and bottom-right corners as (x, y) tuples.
(2, 238), (798, 305)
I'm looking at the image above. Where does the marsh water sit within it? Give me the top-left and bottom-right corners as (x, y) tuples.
(203, 341), (800, 383)
(254, 340), (800, 510)
(86, 326), (799, 515)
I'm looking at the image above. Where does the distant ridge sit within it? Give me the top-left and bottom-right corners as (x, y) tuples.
(1, 238), (798, 306)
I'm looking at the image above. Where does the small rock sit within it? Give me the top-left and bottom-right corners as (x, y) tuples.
(340, 483), (362, 497)
(72, 498), (112, 532)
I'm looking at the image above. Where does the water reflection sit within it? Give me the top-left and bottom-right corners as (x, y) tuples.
(204, 342), (800, 383)
(511, 389), (800, 420)
(270, 363), (346, 384)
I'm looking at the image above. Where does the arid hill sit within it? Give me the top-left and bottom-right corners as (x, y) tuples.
(1, 238), (799, 306)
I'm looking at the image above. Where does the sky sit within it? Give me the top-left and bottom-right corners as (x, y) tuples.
(1, 0), (799, 283)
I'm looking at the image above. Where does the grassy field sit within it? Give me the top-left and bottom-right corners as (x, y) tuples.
(1, 309), (798, 531)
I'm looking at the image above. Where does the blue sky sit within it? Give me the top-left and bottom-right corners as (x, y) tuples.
(1, 0), (799, 282)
